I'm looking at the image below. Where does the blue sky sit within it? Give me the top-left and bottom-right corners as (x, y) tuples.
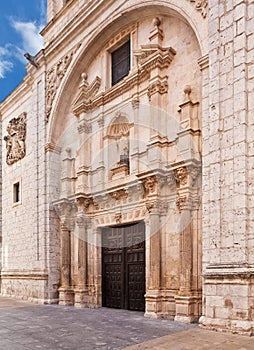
(0, 0), (47, 102)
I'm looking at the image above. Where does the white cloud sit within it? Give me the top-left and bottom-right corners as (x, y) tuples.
(0, 44), (14, 78)
(11, 19), (43, 55)
(0, 60), (13, 79)
(0, 19), (44, 79)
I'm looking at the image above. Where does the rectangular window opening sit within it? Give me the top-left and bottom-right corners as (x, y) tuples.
(111, 39), (130, 86)
(13, 182), (20, 204)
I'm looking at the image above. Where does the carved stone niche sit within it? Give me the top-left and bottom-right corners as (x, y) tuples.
(4, 112), (27, 165)
(106, 112), (132, 180)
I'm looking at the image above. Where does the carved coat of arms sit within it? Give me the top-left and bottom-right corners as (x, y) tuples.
(4, 112), (27, 165)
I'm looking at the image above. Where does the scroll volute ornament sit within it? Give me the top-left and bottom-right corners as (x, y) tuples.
(4, 112), (27, 165)
(190, 0), (208, 18)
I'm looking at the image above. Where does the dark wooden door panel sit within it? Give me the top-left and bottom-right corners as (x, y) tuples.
(102, 222), (145, 312)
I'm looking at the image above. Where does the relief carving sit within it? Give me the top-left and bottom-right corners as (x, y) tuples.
(115, 213), (122, 224)
(143, 176), (157, 195)
(46, 44), (80, 121)
(4, 112), (27, 165)
(174, 167), (188, 186)
(111, 189), (128, 201)
(167, 173), (176, 189)
(78, 120), (92, 134)
(189, 166), (200, 186)
(190, 0), (208, 18)
(145, 200), (157, 213)
(176, 194), (187, 212)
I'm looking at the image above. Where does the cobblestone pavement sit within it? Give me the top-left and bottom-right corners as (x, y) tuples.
(0, 296), (195, 350)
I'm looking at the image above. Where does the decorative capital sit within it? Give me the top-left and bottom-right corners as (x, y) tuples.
(78, 120), (92, 134)
(176, 194), (187, 212)
(143, 176), (157, 196)
(147, 76), (168, 101)
(174, 167), (188, 186)
(146, 200), (157, 213)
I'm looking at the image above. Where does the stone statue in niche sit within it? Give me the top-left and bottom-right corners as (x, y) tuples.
(4, 112), (27, 165)
(119, 136), (129, 165)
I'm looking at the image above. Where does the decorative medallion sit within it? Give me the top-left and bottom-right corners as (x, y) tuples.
(4, 112), (27, 165)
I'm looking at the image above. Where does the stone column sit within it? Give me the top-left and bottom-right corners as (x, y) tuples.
(59, 222), (74, 305)
(74, 215), (88, 308)
(145, 204), (162, 318)
(173, 166), (201, 323)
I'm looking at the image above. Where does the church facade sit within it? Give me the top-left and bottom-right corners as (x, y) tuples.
(0, 0), (254, 335)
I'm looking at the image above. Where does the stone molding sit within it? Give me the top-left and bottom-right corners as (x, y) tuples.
(45, 142), (61, 154)
(4, 112), (27, 165)
(1, 270), (48, 280)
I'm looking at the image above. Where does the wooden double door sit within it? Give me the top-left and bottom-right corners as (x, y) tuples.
(102, 221), (145, 311)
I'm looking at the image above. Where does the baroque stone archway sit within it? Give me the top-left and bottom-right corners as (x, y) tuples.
(46, 0), (206, 322)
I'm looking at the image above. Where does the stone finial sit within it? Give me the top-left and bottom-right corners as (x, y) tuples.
(184, 85), (192, 101)
(153, 17), (161, 28)
(149, 17), (164, 45)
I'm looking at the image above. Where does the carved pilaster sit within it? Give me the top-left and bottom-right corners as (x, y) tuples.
(60, 223), (71, 289)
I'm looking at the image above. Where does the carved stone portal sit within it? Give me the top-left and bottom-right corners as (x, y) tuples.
(4, 112), (27, 165)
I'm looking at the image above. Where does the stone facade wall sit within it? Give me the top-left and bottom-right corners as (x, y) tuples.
(0, 69), (59, 303)
(0, 0), (253, 335)
(200, 0), (254, 335)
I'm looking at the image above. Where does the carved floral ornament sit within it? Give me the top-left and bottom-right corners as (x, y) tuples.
(173, 165), (200, 187)
(46, 44), (81, 122)
(190, 0), (208, 18)
(4, 113), (27, 165)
